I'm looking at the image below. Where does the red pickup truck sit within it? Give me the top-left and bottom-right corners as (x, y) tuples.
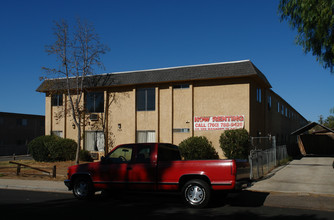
(65, 143), (249, 208)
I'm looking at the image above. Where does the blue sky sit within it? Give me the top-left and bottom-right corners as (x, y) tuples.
(0, 0), (333, 122)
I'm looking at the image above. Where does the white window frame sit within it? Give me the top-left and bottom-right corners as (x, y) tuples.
(137, 130), (155, 143)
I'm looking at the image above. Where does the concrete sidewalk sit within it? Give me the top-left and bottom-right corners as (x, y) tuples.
(0, 178), (69, 193)
(249, 157), (334, 195)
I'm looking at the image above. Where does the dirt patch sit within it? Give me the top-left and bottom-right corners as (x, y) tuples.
(0, 160), (89, 181)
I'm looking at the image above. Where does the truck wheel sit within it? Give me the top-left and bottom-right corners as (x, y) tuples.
(182, 179), (211, 208)
(72, 177), (94, 200)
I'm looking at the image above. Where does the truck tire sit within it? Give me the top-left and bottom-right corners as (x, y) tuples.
(72, 177), (94, 200)
(182, 179), (211, 208)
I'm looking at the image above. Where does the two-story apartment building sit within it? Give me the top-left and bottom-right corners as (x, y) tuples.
(37, 60), (307, 158)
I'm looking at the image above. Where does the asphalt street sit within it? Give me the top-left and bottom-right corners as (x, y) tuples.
(0, 189), (333, 220)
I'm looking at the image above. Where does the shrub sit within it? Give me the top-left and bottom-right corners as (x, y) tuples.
(219, 129), (250, 159)
(28, 135), (77, 162)
(79, 149), (94, 162)
(179, 136), (219, 160)
(28, 135), (59, 162)
(48, 138), (77, 161)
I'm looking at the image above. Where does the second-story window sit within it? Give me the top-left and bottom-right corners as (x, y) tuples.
(267, 95), (272, 110)
(136, 88), (155, 111)
(256, 88), (262, 103)
(51, 94), (63, 106)
(173, 84), (189, 89)
(86, 92), (104, 113)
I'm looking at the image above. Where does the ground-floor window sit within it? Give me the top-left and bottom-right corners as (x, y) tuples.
(52, 131), (63, 138)
(173, 128), (190, 133)
(137, 130), (155, 143)
(85, 131), (104, 151)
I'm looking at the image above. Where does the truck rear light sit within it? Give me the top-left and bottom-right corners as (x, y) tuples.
(231, 161), (236, 176)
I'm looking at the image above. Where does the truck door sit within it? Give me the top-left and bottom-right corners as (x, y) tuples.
(100, 145), (134, 189)
(127, 144), (156, 190)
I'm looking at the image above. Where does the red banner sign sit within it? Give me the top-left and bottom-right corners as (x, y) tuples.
(194, 115), (245, 131)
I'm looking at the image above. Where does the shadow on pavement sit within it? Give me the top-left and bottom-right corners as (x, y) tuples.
(0, 189), (332, 219)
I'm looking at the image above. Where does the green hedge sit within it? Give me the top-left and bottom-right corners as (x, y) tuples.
(79, 149), (94, 162)
(179, 136), (219, 160)
(28, 135), (77, 162)
(219, 129), (250, 159)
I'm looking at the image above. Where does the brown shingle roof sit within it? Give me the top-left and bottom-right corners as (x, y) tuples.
(36, 60), (271, 92)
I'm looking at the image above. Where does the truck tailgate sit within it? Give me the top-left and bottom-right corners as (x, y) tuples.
(235, 159), (251, 181)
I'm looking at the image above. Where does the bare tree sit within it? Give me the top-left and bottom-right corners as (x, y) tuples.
(43, 18), (109, 164)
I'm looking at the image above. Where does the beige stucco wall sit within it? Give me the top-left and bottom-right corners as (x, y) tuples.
(108, 87), (136, 148)
(44, 77), (307, 159)
(159, 85), (173, 143)
(193, 80), (250, 157)
(172, 85), (193, 146)
(45, 81), (250, 158)
(45, 95), (51, 135)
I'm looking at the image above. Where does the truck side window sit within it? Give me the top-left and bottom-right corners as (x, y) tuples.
(135, 145), (151, 163)
(158, 144), (181, 161)
(107, 146), (133, 163)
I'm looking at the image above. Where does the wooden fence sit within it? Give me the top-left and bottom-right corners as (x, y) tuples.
(9, 161), (56, 178)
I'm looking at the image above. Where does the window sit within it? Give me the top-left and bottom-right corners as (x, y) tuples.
(173, 84), (189, 89)
(52, 131), (63, 138)
(85, 131), (104, 151)
(106, 145), (133, 163)
(256, 88), (261, 103)
(135, 145), (152, 163)
(51, 94), (63, 106)
(17, 118), (27, 127)
(267, 96), (272, 110)
(136, 88), (155, 111)
(137, 131), (155, 143)
(173, 128), (190, 133)
(86, 92), (104, 113)
(277, 102), (280, 113)
(158, 144), (181, 161)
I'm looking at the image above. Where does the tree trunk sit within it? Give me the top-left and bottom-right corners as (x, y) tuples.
(75, 118), (81, 165)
